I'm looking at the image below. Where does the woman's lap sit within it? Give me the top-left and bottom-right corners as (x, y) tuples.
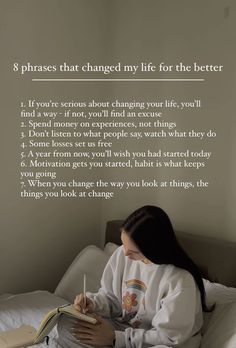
(57, 315), (111, 348)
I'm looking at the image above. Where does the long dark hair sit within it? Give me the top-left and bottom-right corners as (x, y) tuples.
(121, 205), (209, 311)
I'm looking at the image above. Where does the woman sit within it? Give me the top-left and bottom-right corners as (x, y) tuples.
(58, 205), (206, 348)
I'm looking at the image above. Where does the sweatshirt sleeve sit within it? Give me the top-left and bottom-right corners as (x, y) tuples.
(114, 284), (202, 348)
(87, 247), (124, 318)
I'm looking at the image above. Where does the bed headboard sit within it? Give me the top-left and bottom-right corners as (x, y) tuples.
(105, 220), (236, 288)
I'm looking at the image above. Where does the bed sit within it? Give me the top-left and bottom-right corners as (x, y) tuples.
(0, 220), (235, 347)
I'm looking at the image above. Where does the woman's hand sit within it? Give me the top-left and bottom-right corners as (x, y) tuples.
(74, 293), (94, 313)
(72, 314), (115, 347)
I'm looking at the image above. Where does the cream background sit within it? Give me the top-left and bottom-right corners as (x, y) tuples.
(0, 0), (235, 293)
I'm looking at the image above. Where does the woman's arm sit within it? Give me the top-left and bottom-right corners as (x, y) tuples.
(86, 246), (124, 318)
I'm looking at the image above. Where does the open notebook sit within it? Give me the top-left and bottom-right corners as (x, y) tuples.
(0, 304), (97, 348)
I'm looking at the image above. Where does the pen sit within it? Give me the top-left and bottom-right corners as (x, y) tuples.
(83, 274), (86, 313)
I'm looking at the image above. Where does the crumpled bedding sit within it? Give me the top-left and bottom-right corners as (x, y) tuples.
(0, 291), (67, 347)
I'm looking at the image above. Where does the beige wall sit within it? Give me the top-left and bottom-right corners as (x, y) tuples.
(100, 0), (236, 242)
(0, 0), (110, 293)
(0, 0), (235, 293)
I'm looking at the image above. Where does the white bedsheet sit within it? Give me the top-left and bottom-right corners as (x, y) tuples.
(0, 290), (67, 347)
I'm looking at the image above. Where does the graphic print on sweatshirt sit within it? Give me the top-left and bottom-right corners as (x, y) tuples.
(122, 279), (147, 328)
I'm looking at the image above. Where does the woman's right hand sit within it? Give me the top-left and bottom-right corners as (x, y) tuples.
(74, 293), (94, 313)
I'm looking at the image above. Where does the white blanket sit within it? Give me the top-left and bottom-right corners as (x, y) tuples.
(0, 291), (67, 347)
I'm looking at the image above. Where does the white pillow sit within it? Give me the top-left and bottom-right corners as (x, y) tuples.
(201, 301), (236, 348)
(55, 245), (109, 303)
(104, 242), (119, 256)
(204, 278), (236, 306)
(201, 279), (236, 346)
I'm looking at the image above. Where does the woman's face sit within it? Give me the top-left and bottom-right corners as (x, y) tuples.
(121, 230), (146, 261)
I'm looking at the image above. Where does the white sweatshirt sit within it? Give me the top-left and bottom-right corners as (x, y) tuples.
(87, 246), (203, 348)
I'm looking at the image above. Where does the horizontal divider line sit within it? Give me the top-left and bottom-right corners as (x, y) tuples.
(32, 78), (205, 82)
